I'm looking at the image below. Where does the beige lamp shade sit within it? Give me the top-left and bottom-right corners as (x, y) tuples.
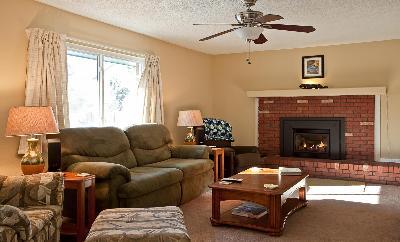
(5, 106), (59, 137)
(177, 110), (203, 127)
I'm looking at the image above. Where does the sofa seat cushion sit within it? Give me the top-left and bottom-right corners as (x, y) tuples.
(118, 167), (183, 199)
(0, 225), (17, 242)
(146, 158), (213, 178)
(20, 205), (61, 240)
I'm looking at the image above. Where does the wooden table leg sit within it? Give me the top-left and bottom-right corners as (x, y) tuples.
(210, 190), (221, 225)
(299, 186), (306, 202)
(268, 195), (282, 236)
(214, 156), (219, 182)
(88, 182), (96, 227)
(219, 152), (224, 179)
(76, 182), (85, 242)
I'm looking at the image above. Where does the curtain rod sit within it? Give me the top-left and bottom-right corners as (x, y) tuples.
(66, 36), (148, 59)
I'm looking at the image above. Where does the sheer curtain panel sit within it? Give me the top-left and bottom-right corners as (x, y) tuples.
(138, 55), (164, 124)
(18, 28), (69, 154)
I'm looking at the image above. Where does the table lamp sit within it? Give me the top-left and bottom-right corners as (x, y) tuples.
(5, 106), (59, 175)
(177, 110), (203, 144)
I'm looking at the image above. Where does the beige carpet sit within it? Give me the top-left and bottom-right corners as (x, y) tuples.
(180, 178), (400, 242)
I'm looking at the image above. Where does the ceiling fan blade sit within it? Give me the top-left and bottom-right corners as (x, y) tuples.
(193, 23), (244, 26)
(255, 14), (283, 23)
(263, 24), (316, 33)
(253, 33), (268, 44)
(199, 27), (240, 41)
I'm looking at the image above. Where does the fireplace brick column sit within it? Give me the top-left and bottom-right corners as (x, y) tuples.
(258, 95), (375, 161)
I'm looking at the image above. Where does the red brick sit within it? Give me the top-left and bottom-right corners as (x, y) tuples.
(316, 167), (328, 172)
(378, 166), (389, 173)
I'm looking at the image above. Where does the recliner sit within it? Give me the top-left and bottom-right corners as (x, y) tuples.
(196, 118), (273, 176)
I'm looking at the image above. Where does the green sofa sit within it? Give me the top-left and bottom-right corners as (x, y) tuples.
(60, 124), (213, 211)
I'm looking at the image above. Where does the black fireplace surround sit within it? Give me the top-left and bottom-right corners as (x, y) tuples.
(280, 117), (345, 160)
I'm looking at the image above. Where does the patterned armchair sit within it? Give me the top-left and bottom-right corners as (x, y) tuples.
(194, 118), (271, 176)
(0, 173), (64, 242)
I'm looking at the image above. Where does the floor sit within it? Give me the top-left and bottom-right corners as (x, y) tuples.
(180, 178), (400, 242)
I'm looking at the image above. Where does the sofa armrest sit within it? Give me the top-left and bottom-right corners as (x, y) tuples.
(0, 205), (31, 240)
(170, 145), (211, 159)
(231, 146), (260, 154)
(65, 162), (131, 182)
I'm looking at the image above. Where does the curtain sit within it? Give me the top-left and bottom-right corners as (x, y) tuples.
(18, 28), (69, 154)
(138, 55), (164, 124)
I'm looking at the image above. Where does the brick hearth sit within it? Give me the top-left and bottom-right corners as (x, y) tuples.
(265, 155), (400, 185)
(258, 95), (375, 160)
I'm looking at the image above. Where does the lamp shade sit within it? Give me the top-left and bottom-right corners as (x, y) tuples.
(177, 110), (203, 127)
(5, 106), (59, 137)
(235, 27), (264, 40)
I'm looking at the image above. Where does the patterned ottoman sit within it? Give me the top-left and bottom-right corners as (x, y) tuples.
(85, 206), (190, 242)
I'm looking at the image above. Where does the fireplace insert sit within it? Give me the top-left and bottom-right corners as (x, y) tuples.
(280, 118), (345, 160)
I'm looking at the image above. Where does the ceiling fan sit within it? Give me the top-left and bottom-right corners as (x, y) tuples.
(194, 0), (316, 60)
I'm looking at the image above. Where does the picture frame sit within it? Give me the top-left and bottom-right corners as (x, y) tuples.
(302, 55), (324, 79)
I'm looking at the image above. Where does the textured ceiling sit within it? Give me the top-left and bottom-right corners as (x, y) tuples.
(36, 0), (400, 54)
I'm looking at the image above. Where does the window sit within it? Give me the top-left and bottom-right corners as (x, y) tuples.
(67, 45), (144, 128)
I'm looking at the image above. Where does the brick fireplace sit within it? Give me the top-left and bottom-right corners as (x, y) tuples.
(248, 87), (400, 185)
(258, 95), (375, 161)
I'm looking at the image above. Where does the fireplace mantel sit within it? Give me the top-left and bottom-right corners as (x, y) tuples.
(247, 87), (386, 98)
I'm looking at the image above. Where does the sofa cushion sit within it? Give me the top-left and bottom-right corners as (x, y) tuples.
(133, 146), (171, 166)
(146, 158), (214, 178)
(0, 225), (17, 242)
(23, 173), (64, 207)
(0, 205), (30, 240)
(118, 167), (183, 199)
(61, 127), (137, 169)
(20, 205), (61, 240)
(0, 176), (25, 207)
(125, 124), (172, 166)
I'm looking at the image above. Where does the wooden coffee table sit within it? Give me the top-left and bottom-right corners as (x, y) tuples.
(209, 169), (308, 236)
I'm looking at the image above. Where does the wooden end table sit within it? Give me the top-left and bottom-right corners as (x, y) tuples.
(61, 172), (96, 242)
(212, 148), (224, 182)
(209, 169), (308, 236)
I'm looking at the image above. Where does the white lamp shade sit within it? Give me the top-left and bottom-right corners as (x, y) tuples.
(177, 110), (203, 127)
(5, 106), (59, 137)
(235, 27), (264, 40)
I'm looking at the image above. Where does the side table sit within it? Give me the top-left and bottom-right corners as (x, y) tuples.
(61, 172), (96, 242)
(212, 148), (224, 182)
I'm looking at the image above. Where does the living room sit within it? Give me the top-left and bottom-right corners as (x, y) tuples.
(0, 0), (400, 241)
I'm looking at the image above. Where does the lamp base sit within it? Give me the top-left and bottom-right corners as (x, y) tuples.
(21, 137), (45, 175)
(21, 164), (45, 175)
(184, 127), (196, 144)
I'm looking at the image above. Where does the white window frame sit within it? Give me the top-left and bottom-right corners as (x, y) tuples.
(66, 39), (145, 127)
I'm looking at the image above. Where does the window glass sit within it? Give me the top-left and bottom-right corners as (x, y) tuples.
(67, 50), (100, 127)
(103, 56), (144, 128)
(67, 47), (144, 128)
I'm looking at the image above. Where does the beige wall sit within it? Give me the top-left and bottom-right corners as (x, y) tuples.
(0, 0), (214, 175)
(212, 40), (400, 159)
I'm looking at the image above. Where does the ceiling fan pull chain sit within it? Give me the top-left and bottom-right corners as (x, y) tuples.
(246, 40), (252, 64)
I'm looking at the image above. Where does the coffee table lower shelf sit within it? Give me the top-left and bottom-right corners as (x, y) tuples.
(211, 198), (307, 236)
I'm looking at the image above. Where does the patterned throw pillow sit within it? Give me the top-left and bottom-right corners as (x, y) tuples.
(203, 118), (234, 142)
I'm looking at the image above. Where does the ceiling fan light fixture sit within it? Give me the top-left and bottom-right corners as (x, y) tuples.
(235, 27), (264, 40)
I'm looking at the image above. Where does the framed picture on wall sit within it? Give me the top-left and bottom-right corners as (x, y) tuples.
(302, 55), (324, 79)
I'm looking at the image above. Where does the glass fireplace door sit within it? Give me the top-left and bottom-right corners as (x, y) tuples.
(293, 129), (330, 158)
